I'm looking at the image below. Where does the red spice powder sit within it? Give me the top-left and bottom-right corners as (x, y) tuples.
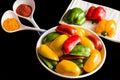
(16, 4), (32, 17)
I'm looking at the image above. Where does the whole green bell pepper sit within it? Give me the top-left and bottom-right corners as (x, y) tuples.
(70, 44), (90, 57)
(63, 7), (86, 26)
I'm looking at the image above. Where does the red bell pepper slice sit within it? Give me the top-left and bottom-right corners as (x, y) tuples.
(63, 35), (81, 55)
(56, 24), (77, 36)
(59, 55), (85, 60)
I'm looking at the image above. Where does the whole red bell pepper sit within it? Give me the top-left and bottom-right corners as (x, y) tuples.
(63, 35), (81, 55)
(86, 6), (106, 23)
(56, 24), (77, 36)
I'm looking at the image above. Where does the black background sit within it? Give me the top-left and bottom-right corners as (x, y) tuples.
(1, 0), (120, 80)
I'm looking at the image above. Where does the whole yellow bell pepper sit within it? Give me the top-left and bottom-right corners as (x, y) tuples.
(55, 60), (81, 76)
(37, 44), (59, 61)
(95, 19), (117, 38)
(50, 34), (68, 57)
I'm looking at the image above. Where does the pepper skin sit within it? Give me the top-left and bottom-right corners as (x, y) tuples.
(83, 49), (102, 72)
(63, 35), (81, 55)
(86, 6), (106, 23)
(42, 32), (60, 43)
(70, 44), (91, 57)
(80, 36), (95, 52)
(95, 19), (117, 38)
(55, 60), (81, 76)
(50, 34), (68, 57)
(63, 7), (86, 25)
(56, 24), (77, 36)
(37, 44), (59, 61)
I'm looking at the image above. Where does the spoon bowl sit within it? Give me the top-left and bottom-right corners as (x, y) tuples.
(13, 0), (40, 29)
(1, 10), (46, 33)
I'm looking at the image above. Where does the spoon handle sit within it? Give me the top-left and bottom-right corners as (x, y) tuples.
(28, 17), (41, 29)
(23, 25), (46, 32)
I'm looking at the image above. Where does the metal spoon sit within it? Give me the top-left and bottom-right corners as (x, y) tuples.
(1, 10), (46, 33)
(13, 0), (41, 29)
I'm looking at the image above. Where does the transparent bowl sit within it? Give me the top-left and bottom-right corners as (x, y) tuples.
(36, 25), (106, 79)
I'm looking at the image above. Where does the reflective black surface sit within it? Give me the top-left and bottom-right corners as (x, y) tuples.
(1, 0), (120, 79)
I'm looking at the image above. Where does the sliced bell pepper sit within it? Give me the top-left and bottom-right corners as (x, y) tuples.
(86, 6), (106, 23)
(56, 24), (77, 36)
(42, 32), (60, 44)
(55, 60), (81, 76)
(63, 35), (81, 55)
(50, 34), (68, 57)
(37, 44), (59, 61)
(63, 7), (86, 25)
(95, 19), (117, 38)
(83, 49), (102, 72)
(70, 44), (91, 57)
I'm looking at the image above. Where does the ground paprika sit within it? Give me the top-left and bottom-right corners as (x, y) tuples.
(16, 4), (32, 17)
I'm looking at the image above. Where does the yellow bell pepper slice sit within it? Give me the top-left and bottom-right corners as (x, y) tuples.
(50, 34), (68, 57)
(55, 60), (81, 76)
(75, 27), (86, 37)
(37, 44), (59, 61)
(83, 49), (102, 72)
(80, 36), (95, 52)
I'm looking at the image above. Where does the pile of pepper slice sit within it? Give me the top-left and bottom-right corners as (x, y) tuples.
(37, 24), (103, 76)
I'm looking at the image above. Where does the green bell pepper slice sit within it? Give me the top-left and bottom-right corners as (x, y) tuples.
(70, 44), (90, 57)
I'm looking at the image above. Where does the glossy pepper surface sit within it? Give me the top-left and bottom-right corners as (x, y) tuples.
(80, 36), (95, 52)
(50, 34), (68, 57)
(63, 35), (81, 55)
(95, 19), (117, 38)
(86, 6), (106, 23)
(37, 44), (59, 61)
(63, 7), (86, 25)
(70, 44), (91, 57)
(55, 60), (81, 76)
(42, 32), (60, 43)
(83, 49), (102, 72)
(56, 24), (77, 36)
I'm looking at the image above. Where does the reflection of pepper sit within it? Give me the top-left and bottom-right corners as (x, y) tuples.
(63, 35), (81, 55)
(86, 6), (106, 23)
(95, 19), (117, 38)
(56, 24), (77, 36)
(63, 7), (86, 25)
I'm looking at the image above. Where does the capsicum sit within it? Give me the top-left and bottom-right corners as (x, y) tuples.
(55, 60), (81, 76)
(63, 35), (81, 55)
(70, 44), (91, 57)
(62, 7), (86, 25)
(37, 44), (59, 61)
(95, 19), (117, 38)
(56, 24), (77, 36)
(86, 6), (106, 23)
(83, 49), (102, 72)
(50, 34), (68, 57)
(42, 32), (60, 43)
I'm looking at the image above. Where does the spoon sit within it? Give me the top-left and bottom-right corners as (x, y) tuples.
(1, 10), (46, 33)
(13, 0), (40, 29)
